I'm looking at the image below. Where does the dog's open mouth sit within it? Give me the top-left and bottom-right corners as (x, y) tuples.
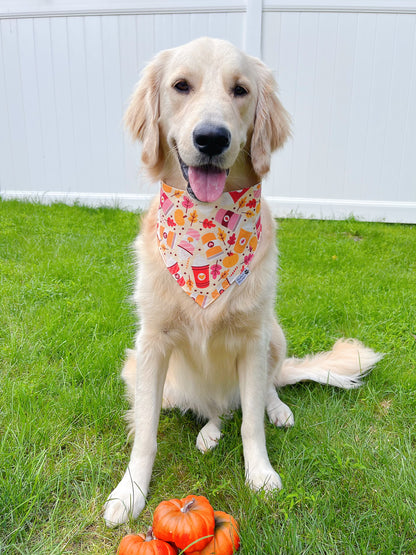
(179, 156), (229, 203)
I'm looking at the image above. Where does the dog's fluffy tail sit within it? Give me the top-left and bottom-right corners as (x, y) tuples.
(275, 338), (383, 390)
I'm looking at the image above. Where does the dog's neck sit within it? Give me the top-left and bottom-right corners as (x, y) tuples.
(157, 181), (262, 308)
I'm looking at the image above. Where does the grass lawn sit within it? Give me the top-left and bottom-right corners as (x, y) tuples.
(1, 199), (415, 554)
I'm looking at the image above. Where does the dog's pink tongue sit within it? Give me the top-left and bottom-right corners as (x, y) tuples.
(188, 167), (227, 202)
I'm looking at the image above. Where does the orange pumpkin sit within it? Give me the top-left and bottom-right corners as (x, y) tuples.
(117, 528), (177, 555)
(222, 253), (238, 268)
(152, 495), (215, 553)
(192, 511), (240, 555)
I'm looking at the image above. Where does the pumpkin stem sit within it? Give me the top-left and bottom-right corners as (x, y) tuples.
(180, 498), (196, 513)
(145, 526), (154, 542)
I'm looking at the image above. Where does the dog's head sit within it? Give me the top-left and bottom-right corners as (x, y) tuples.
(125, 37), (291, 202)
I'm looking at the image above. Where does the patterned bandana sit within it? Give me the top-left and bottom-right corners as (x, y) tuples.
(157, 181), (262, 308)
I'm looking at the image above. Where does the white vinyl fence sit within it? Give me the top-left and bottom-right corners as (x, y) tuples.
(1, 1), (416, 222)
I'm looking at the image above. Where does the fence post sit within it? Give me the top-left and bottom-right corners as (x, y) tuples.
(244, 0), (263, 57)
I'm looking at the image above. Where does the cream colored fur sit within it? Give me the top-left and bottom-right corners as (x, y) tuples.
(103, 37), (382, 527)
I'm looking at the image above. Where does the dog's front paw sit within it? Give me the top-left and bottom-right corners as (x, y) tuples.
(103, 479), (146, 527)
(246, 465), (282, 492)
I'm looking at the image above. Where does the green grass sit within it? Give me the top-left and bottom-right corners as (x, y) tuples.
(1, 199), (415, 554)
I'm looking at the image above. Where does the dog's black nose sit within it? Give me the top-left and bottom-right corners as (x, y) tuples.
(193, 123), (231, 157)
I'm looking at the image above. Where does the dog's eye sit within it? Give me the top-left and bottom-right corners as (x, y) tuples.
(233, 85), (249, 97)
(173, 80), (191, 93)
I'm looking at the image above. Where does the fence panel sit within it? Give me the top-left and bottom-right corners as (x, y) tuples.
(1, 0), (415, 222)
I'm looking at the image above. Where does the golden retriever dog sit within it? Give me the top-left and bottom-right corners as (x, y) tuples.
(103, 37), (382, 526)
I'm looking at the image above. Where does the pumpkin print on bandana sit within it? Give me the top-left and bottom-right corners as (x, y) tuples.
(157, 182), (262, 308)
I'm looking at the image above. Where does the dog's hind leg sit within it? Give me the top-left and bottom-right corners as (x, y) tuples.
(266, 319), (294, 427)
(196, 416), (223, 453)
(161, 378), (180, 410)
(266, 384), (294, 427)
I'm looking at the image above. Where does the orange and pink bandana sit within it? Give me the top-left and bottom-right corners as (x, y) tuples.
(157, 181), (262, 308)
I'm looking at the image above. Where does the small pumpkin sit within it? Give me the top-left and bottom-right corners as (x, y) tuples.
(152, 495), (215, 553)
(117, 528), (177, 555)
(174, 209), (185, 226)
(192, 511), (240, 555)
(222, 253), (238, 268)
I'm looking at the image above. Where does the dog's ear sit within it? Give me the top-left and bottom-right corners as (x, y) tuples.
(250, 59), (291, 177)
(124, 51), (169, 174)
